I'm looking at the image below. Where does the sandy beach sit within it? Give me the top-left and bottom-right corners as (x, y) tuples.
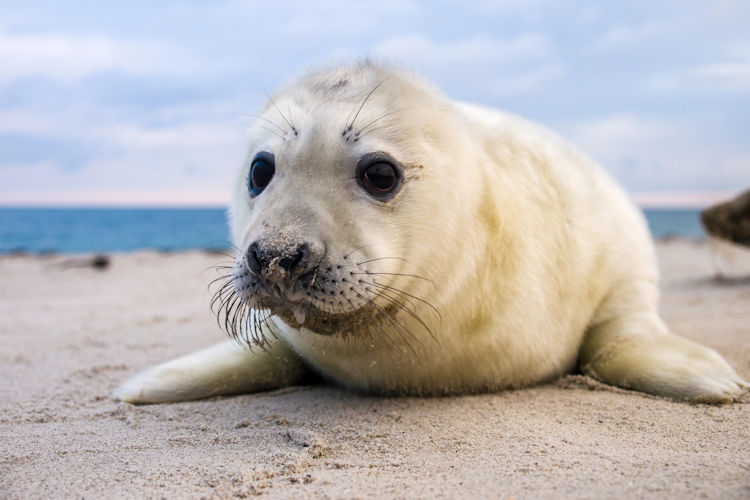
(1, 240), (748, 499)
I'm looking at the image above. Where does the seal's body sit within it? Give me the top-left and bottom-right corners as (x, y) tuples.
(114, 62), (746, 404)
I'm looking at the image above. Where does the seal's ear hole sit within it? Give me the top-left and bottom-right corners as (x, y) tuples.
(356, 152), (403, 201)
(249, 151), (275, 197)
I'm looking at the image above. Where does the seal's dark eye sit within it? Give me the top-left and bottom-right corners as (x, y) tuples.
(357, 153), (403, 201)
(364, 163), (397, 191)
(248, 152), (275, 197)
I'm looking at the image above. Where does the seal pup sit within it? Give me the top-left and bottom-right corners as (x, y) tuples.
(114, 62), (747, 404)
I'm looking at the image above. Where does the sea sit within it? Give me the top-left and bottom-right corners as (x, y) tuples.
(0, 207), (706, 254)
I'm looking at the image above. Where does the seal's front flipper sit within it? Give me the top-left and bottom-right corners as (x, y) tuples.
(579, 312), (748, 403)
(112, 339), (307, 404)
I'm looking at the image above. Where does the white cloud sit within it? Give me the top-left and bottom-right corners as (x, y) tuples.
(564, 113), (750, 191)
(1, 1), (748, 205)
(0, 147), (237, 205)
(590, 21), (672, 52)
(0, 30), (195, 83)
(364, 33), (564, 97)
(278, 0), (421, 39)
(0, 110), (60, 135)
(718, 154), (750, 178)
(488, 63), (566, 96)
(472, 0), (557, 17)
(568, 113), (679, 150)
(80, 119), (248, 187)
(575, 6), (604, 26)
(649, 59), (750, 93)
(371, 33), (553, 67)
(0, 113), (249, 204)
(688, 61), (750, 89)
(92, 120), (246, 151)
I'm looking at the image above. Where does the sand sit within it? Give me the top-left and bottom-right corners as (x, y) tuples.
(1, 240), (748, 499)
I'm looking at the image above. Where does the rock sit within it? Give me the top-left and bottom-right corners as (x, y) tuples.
(701, 189), (750, 246)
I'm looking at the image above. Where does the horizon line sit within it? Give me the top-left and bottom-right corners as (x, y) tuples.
(0, 189), (741, 209)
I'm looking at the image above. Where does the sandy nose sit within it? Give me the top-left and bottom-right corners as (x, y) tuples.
(246, 239), (317, 283)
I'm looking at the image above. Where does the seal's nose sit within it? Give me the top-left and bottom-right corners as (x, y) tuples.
(247, 240), (313, 280)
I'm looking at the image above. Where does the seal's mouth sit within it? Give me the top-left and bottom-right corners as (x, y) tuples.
(234, 286), (385, 337)
(208, 261), (375, 346)
(272, 301), (385, 336)
(209, 251), (440, 349)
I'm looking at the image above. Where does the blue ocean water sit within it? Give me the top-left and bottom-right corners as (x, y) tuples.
(0, 208), (232, 254)
(0, 207), (705, 254)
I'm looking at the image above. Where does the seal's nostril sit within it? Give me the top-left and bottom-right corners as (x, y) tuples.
(281, 244), (308, 272)
(246, 241), (312, 277)
(247, 242), (263, 274)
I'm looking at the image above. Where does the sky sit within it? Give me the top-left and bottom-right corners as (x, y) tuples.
(1, 0), (748, 207)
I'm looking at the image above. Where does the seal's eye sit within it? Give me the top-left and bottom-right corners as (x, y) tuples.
(357, 153), (403, 201)
(364, 163), (397, 191)
(249, 152), (275, 197)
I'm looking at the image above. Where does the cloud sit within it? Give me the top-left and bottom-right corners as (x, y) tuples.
(487, 63), (567, 97)
(277, 0), (422, 40)
(0, 30), (195, 83)
(0, 113), (249, 205)
(0, 1), (748, 206)
(371, 33), (553, 66)
(364, 33), (565, 98)
(0, 109), (61, 136)
(649, 59), (750, 93)
(0, 133), (95, 171)
(591, 21), (669, 51)
(568, 113), (679, 149)
(687, 61), (750, 89)
(564, 113), (750, 192)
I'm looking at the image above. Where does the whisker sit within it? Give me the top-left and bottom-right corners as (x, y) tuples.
(208, 273), (234, 290)
(343, 244), (376, 260)
(226, 242), (244, 254)
(210, 279), (234, 309)
(351, 271), (435, 286)
(213, 283), (235, 308)
(249, 113), (289, 136)
(351, 123), (391, 138)
(369, 280), (443, 323)
(347, 278), (436, 345)
(235, 112), (287, 135)
(355, 107), (414, 137)
(348, 283), (421, 355)
(345, 78), (388, 132)
(199, 261), (235, 278)
(365, 283), (437, 344)
(286, 101), (296, 135)
(257, 123), (287, 141)
(341, 292), (397, 354)
(263, 310), (281, 341)
(356, 256), (411, 266)
(210, 263), (237, 270)
(333, 301), (353, 351)
(224, 294), (242, 336)
(233, 300), (246, 345)
(366, 281), (419, 313)
(261, 83), (298, 136)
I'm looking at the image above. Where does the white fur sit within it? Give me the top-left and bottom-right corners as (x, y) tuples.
(112, 340), (303, 403)
(115, 62), (747, 403)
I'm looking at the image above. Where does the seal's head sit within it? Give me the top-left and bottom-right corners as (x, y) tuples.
(218, 62), (484, 347)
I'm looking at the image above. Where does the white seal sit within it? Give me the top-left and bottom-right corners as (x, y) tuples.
(114, 62), (747, 404)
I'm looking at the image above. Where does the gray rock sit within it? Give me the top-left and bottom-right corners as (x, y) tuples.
(701, 189), (750, 246)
